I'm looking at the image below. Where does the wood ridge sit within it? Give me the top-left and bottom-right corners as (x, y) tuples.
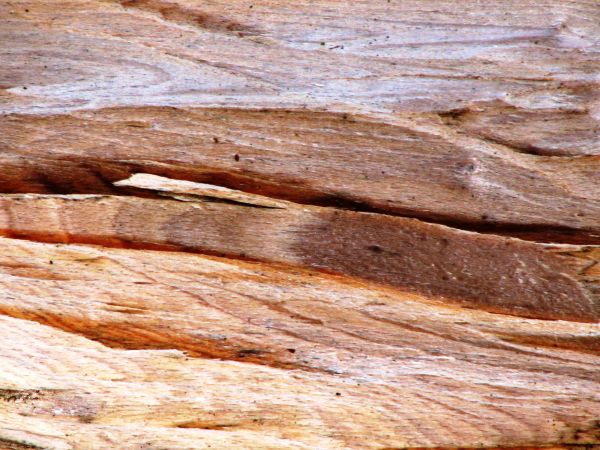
(0, 174), (597, 323)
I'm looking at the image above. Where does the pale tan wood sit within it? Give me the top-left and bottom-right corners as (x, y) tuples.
(0, 237), (598, 449)
(1, 0), (600, 448)
(2, 0), (599, 121)
(1, 0), (600, 243)
(1, 108), (600, 245)
(115, 173), (292, 208)
(0, 174), (599, 322)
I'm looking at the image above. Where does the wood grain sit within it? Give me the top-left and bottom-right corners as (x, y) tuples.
(1, 108), (600, 245)
(1, 0), (600, 243)
(2, 0), (600, 117)
(1, 0), (600, 448)
(0, 174), (599, 322)
(0, 238), (598, 449)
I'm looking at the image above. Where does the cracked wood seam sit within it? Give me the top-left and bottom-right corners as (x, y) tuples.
(1, 0), (600, 449)
(1, 0), (600, 243)
(1, 174), (599, 323)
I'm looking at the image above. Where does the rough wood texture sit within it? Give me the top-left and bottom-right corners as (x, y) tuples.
(1, 0), (600, 449)
(3, 107), (600, 244)
(1, 174), (599, 323)
(0, 238), (600, 449)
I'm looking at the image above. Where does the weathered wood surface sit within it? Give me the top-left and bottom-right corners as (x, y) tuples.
(0, 238), (599, 449)
(1, 174), (599, 323)
(1, 0), (600, 449)
(2, 0), (600, 243)
(3, 107), (600, 244)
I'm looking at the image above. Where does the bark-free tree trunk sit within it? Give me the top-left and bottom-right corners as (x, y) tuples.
(0, 0), (599, 449)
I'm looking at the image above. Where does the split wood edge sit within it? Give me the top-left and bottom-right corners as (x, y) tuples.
(0, 173), (598, 323)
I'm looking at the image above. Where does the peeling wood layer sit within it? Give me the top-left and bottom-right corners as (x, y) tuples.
(0, 176), (599, 322)
(1, 0), (600, 448)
